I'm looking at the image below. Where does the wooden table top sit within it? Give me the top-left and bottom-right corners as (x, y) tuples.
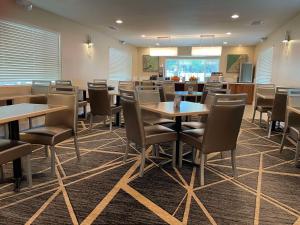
(175, 91), (203, 97)
(0, 103), (68, 124)
(287, 106), (300, 114)
(0, 94), (46, 101)
(256, 93), (275, 100)
(141, 101), (209, 117)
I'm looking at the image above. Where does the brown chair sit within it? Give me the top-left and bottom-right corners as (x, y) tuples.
(121, 97), (177, 176)
(280, 89), (300, 166)
(93, 79), (107, 84)
(119, 88), (135, 99)
(135, 86), (174, 126)
(141, 80), (155, 86)
(252, 84), (275, 126)
(55, 80), (72, 86)
(118, 81), (134, 91)
(88, 82), (121, 131)
(162, 81), (175, 101)
(20, 85), (80, 177)
(0, 139), (32, 188)
(180, 96), (246, 186)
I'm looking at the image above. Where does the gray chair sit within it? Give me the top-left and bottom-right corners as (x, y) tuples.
(55, 80), (72, 86)
(135, 86), (174, 126)
(280, 89), (300, 166)
(20, 85), (80, 177)
(88, 82), (121, 131)
(180, 97), (246, 186)
(118, 81), (134, 91)
(121, 97), (177, 176)
(0, 140), (32, 188)
(252, 84), (275, 126)
(162, 81), (175, 101)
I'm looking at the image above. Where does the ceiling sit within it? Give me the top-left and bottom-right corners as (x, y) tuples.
(31, 0), (300, 47)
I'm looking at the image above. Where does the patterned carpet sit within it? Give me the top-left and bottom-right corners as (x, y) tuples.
(0, 116), (299, 225)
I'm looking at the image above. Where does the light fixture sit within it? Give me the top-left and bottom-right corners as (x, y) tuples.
(282, 31), (290, 43)
(223, 41), (228, 45)
(191, 46), (222, 56)
(141, 34), (146, 38)
(155, 43), (160, 46)
(231, 14), (239, 19)
(226, 32), (232, 35)
(149, 47), (178, 56)
(115, 19), (123, 24)
(16, 0), (32, 11)
(85, 35), (93, 48)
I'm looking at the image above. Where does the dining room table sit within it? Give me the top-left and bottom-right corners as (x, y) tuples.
(0, 103), (68, 191)
(140, 101), (209, 166)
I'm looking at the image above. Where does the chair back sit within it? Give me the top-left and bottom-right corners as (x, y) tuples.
(204, 82), (223, 91)
(214, 93), (247, 105)
(270, 92), (287, 121)
(31, 80), (51, 95)
(202, 102), (245, 154)
(118, 81), (134, 91)
(55, 80), (72, 86)
(141, 80), (155, 86)
(287, 89), (300, 108)
(135, 86), (161, 104)
(119, 88), (135, 99)
(285, 89), (300, 127)
(88, 83), (111, 116)
(162, 81), (175, 93)
(46, 85), (78, 132)
(93, 79), (107, 84)
(121, 97), (145, 146)
(255, 86), (275, 107)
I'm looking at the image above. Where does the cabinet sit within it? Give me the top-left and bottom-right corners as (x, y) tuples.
(229, 83), (255, 105)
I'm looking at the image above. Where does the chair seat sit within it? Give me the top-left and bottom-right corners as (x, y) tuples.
(0, 139), (31, 165)
(182, 121), (206, 129)
(180, 129), (205, 148)
(145, 125), (177, 145)
(20, 126), (73, 146)
(78, 101), (87, 107)
(257, 105), (272, 112)
(144, 117), (175, 126)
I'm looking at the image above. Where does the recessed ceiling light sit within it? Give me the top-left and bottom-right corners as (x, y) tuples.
(115, 19), (123, 24)
(223, 41), (228, 45)
(141, 34), (146, 38)
(155, 43), (160, 46)
(226, 32), (232, 35)
(231, 14), (239, 19)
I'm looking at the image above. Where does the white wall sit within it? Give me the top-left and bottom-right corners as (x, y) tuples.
(255, 12), (300, 87)
(0, 0), (138, 89)
(136, 46), (255, 82)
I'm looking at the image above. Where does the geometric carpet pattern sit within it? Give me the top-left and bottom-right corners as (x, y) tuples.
(0, 117), (300, 225)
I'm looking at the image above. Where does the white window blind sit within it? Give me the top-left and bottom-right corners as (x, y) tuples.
(0, 20), (61, 83)
(255, 47), (273, 84)
(109, 48), (132, 81)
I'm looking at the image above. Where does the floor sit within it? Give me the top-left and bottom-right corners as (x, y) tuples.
(0, 108), (299, 225)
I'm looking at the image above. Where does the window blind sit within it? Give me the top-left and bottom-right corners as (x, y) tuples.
(255, 47), (273, 84)
(109, 48), (132, 81)
(0, 20), (61, 83)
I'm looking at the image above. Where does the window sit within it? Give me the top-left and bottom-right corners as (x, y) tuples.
(165, 58), (220, 82)
(109, 48), (132, 81)
(0, 20), (61, 84)
(255, 47), (273, 84)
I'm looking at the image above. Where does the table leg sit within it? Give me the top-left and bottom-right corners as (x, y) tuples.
(175, 116), (182, 165)
(6, 99), (22, 191)
(115, 95), (121, 126)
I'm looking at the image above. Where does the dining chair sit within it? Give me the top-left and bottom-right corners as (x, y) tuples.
(93, 79), (107, 84)
(88, 82), (121, 131)
(119, 88), (135, 99)
(162, 81), (175, 101)
(204, 82), (223, 91)
(280, 89), (300, 166)
(20, 85), (80, 177)
(252, 84), (275, 126)
(121, 97), (177, 176)
(180, 98), (246, 186)
(55, 80), (72, 86)
(141, 80), (155, 86)
(135, 86), (174, 125)
(0, 140), (32, 188)
(118, 81), (134, 91)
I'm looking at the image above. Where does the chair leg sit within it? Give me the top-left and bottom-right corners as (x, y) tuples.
(252, 109), (256, 123)
(177, 141), (182, 168)
(0, 165), (4, 181)
(123, 141), (129, 163)
(280, 130), (287, 153)
(109, 115), (112, 132)
(44, 146), (49, 158)
(155, 144), (159, 157)
(139, 147), (146, 177)
(192, 147), (196, 162)
(259, 112), (263, 127)
(74, 135), (81, 161)
(220, 151), (224, 159)
(295, 141), (300, 167)
(25, 154), (32, 187)
(200, 152), (205, 186)
(231, 149), (238, 179)
(50, 146), (56, 177)
(89, 114), (93, 131)
(268, 120), (273, 138)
